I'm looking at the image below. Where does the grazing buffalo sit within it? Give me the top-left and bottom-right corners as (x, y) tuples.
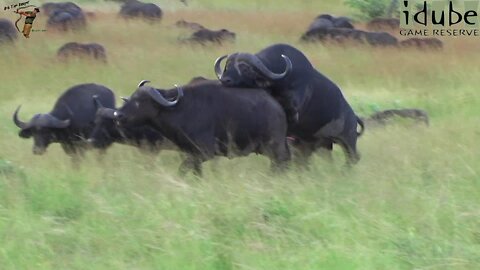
(57, 42), (107, 62)
(87, 96), (167, 153)
(114, 80), (290, 175)
(302, 28), (398, 47)
(366, 18), (400, 32)
(400, 38), (443, 50)
(363, 108), (429, 126)
(0, 19), (18, 45)
(43, 2), (87, 31)
(214, 43), (364, 165)
(119, 0), (163, 21)
(184, 28), (236, 45)
(13, 83), (115, 157)
(175, 19), (205, 31)
(307, 14), (354, 31)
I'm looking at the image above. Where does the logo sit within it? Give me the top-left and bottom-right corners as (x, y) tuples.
(2, 1), (46, 39)
(400, 0), (480, 37)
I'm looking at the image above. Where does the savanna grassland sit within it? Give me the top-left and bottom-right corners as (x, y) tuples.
(1, 0), (480, 269)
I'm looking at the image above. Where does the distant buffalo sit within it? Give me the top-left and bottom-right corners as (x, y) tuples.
(400, 38), (443, 50)
(307, 14), (354, 31)
(367, 18), (400, 32)
(119, 0), (163, 21)
(43, 2), (87, 31)
(0, 19), (18, 45)
(183, 28), (236, 45)
(363, 109), (429, 126)
(175, 19), (205, 31)
(302, 28), (398, 47)
(57, 42), (107, 62)
(13, 83), (115, 157)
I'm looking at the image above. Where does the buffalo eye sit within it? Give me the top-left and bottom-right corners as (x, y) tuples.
(19, 129), (32, 138)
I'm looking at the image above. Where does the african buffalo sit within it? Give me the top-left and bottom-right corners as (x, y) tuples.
(214, 43), (364, 165)
(43, 2), (87, 31)
(87, 96), (167, 153)
(114, 80), (290, 175)
(119, 0), (162, 21)
(13, 83), (115, 157)
(363, 108), (429, 126)
(400, 38), (443, 50)
(307, 14), (354, 31)
(302, 28), (398, 47)
(57, 42), (107, 62)
(184, 28), (236, 45)
(366, 18), (400, 32)
(0, 19), (18, 45)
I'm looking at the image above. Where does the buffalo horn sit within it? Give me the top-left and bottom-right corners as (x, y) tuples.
(214, 55), (228, 80)
(93, 95), (104, 108)
(43, 114), (70, 128)
(145, 85), (183, 107)
(13, 105), (27, 129)
(138, 80), (151, 87)
(236, 53), (292, 80)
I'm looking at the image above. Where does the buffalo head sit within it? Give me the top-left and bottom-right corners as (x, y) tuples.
(114, 80), (183, 127)
(87, 96), (117, 148)
(214, 53), (292, 88)
(13, 106), (70, 154)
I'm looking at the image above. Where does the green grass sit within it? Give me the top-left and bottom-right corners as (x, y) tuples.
(1, 0), (480, 269)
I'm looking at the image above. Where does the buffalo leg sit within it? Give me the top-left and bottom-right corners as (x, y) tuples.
(61, 143), (85, 169)
(336, 136), (360, 166)
(178, 155), (203, 177)
(268, 139), (291, 172)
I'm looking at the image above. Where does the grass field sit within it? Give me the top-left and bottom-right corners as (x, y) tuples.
(1, 0), (480, 269)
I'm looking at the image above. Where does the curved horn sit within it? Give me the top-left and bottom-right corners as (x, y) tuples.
(214, 55), (228, 80)
(236, 53), (292, 80)
(93, 95), (104, 108)
(138, 80), (151, 87)
(13, 105), (28, 129)
(144, 86), (183, 107)
(43, 114), (70, 128)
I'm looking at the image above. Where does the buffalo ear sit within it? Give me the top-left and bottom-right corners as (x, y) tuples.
(121, 97), (129, 103)
(19, 129), (32, 138)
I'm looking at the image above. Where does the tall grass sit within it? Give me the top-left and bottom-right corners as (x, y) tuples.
(1, 1), (480, 269)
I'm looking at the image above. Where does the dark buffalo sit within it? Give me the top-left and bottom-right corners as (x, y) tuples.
(57, 42), (107, 62)
(363, 108), (429, 126)
(214, 43), (364, 165)
(366, 18), (400, 32)
(87, 96), (168, 153)
(184, 28), (236, 45)
(119, 0), (162, 21)
(114, 80), (290, 175)
(13, 83), (115, 157)
(43, 2), (87, 31)
(302, 28), (398, 47)
(307, 14), (354, 31)
(0, 19), (18, 45)
(400, 38), (443, 50)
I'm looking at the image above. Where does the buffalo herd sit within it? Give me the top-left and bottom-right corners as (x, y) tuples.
(7, 2), (432, 174)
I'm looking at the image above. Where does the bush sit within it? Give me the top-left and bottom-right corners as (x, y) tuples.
(345, 0), (398, 20)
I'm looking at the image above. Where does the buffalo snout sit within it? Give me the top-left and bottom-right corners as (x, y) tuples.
(33, 146), (46, 155)
(220, 76), (234, 86)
